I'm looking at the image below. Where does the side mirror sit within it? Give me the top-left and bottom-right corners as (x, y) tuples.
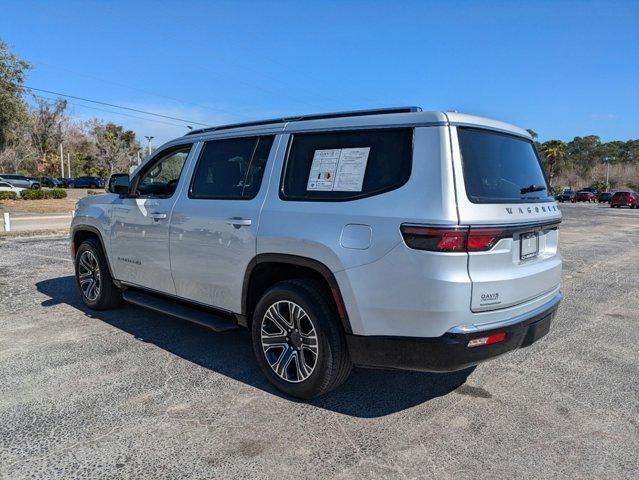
(108, 173), (130, 195)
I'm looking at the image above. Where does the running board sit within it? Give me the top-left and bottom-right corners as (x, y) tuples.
(122, 290), (239, 332)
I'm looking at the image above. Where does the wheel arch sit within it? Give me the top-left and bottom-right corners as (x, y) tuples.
(242, 254), (352, 334)
(71, 226), (117, 280)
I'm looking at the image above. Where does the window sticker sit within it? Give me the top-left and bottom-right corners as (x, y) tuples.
(307, 149), (341, 191)
(307, 147), (370, 192)
(334, 147), (370, 192)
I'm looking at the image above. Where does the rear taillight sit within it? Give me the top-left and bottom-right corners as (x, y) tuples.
(467, 228), (507, 251)
(400, 226), (468, 252)
(401, 225), (509, 252)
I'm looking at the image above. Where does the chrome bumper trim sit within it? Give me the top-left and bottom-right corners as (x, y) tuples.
(447, 292), (562, 334)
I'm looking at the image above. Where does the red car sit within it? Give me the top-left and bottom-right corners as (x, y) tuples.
(610, 191), (639, 208)
(573, 191), (597, 203)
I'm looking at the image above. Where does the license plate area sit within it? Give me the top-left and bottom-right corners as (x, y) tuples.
(520, 232), (539, 260)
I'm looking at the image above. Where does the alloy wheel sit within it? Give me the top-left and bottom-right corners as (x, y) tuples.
(78, 250), (101, 302)
(260, 300), (319, 383)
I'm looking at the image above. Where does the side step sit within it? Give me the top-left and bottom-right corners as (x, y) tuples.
(122, 289), (239, 332)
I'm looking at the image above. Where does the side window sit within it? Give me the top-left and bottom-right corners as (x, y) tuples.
(189, 135), (274, 199)
(137, 146), (191, 197)
(281, 128), (413, 201)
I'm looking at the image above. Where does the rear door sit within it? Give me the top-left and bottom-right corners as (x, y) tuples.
(451, 126), (562, 312)
(169, 135), (277, 312)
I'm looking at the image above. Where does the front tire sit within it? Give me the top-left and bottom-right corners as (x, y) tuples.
(251, 279), (352, 399)
(74, 238), (121, 310)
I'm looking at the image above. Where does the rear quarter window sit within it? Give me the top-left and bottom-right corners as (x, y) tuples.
(281, 128), (413, 201)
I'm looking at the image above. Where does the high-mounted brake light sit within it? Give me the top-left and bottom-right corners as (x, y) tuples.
(467, 332), (506, 348)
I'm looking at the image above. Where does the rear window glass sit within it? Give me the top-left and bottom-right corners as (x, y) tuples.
(281, 128), (412, 201)
(458, 128), (551, 203)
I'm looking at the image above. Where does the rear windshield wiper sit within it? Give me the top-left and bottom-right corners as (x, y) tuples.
(520, 184), (547, 194)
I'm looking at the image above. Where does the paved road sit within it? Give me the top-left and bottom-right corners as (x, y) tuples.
(0, 204), (637, 479)
(3, 213), (72, 233)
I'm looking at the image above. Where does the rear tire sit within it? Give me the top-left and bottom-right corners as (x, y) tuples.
(251, 279), (352, 399)
(74, 238), (122, 310)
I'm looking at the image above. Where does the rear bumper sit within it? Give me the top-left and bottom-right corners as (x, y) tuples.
(346, 293), (561, 372)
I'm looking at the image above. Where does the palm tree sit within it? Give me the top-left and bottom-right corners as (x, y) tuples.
(540, 140), (566, 186)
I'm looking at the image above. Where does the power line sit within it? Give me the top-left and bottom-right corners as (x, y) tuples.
(31, 60), (249, 119)
(24, 86), (211, 127)
(31, 93), (191, 129)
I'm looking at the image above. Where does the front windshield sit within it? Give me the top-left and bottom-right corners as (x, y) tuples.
(458, 127), (551, 203)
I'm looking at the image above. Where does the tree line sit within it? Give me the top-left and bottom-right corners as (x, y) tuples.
(1, 39), (638, 190)
(528, 130), (639, 192)
(0, 40), (142, 178)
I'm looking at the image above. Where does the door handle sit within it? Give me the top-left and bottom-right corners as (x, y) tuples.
(226, 217), (252, 228)
(149, 212), (167, 220)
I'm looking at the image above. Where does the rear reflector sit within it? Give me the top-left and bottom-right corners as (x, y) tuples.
(467, 332), (506, 348)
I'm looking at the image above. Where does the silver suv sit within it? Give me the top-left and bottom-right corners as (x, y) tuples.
(71, 107), (562, 398)
(0, 174), (41, 189)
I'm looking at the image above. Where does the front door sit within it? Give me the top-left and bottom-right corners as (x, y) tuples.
(170, 135), (277, 312)
(110, 144), (194, 294)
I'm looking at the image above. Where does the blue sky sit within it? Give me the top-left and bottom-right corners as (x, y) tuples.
(1, 0), (637, 145)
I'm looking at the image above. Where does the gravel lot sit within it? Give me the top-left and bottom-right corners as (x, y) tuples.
(1, 203), (637, 479)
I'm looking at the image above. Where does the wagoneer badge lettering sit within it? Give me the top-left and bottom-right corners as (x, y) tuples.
(505, 204), (557, 215)
(117, 256), (141, 266)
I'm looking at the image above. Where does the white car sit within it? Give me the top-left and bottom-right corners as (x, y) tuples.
(71, 107), (562, 399)
(0, 181), (25, 197)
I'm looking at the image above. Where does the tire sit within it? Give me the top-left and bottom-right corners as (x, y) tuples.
(31, 183), (41, 190)
(90, 183), (97, 189)
(74, 238), (121, 310)
(251, 279), (352, 399)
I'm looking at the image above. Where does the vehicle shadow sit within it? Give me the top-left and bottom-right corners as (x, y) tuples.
(36, 275), (474, 418)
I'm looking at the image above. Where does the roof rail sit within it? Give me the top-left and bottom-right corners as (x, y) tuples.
(184, 106), (422, 136)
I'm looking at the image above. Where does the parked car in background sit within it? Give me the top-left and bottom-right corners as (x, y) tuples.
(573, 191), (597, 203)
(40, 176), (63, 188)
(0, 174), (41, 189)
(0, 181), (25, 197)
(581, 187), (599, 196)
(598, 192), (613, 203)
(72, 176), (105, 189)
(57, 177), (74, 188)
(555, 189), (575, 202)
(610, 191), (638, 208)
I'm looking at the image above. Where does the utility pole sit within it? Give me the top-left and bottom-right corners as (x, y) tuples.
(60, 144), (64, 177)
(137, 151), (141, 165)
(67, 153), (71, 178)
(603, 156), (614, 191)
(144, 136), (154, 156)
